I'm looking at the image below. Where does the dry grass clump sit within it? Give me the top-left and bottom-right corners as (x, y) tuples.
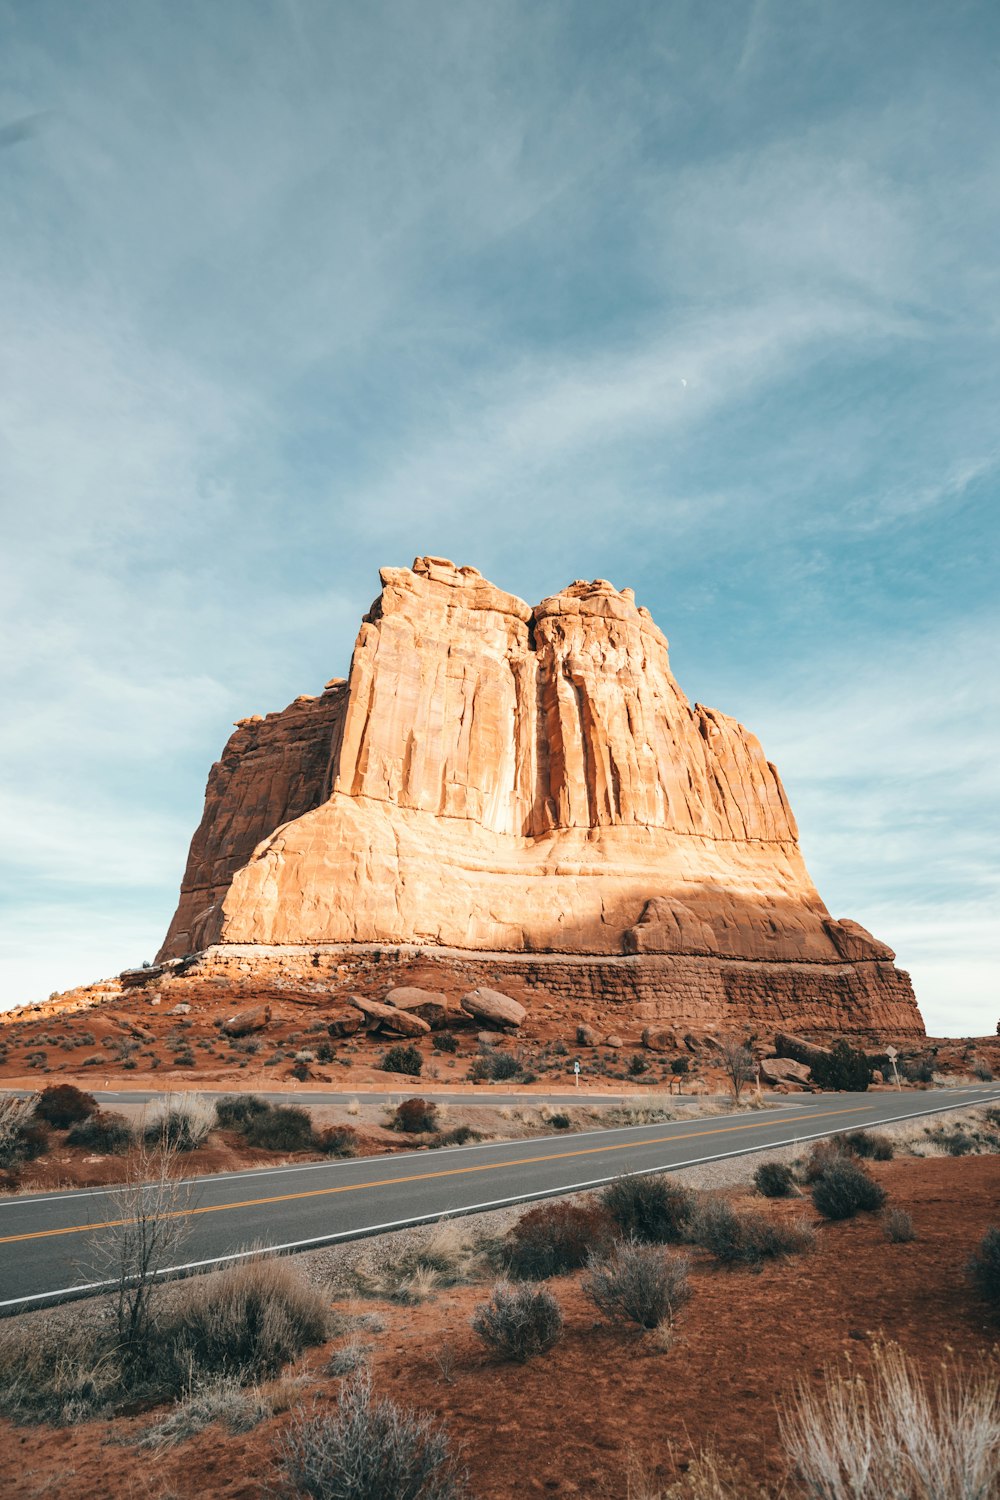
(278, 1367), (472, 1499)
(602, 1173), (695, 1244)
(0, 1319), (117, 1424)
(616, 1448), (770, 1498)
(348, 1221), (486, 1304)
(132, 1375), (272, 1448)
(471, 1281), (563, 1362)
(142, 1093), (216, 1151)
(585, 1242), (690, 1330)
(691, 1199), (814, 1267)
(159, 1255), (330, 1381)
(780, 1343), (1000, 1499)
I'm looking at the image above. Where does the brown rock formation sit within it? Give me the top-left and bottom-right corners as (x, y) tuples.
(158, 557), (923, 1038)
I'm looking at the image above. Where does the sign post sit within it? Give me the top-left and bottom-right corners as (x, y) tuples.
(886, 1045), (900, 1090)
(573, 1059), (580, 1089)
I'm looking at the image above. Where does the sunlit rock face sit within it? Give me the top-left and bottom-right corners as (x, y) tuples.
(158, 557), (922, 1037)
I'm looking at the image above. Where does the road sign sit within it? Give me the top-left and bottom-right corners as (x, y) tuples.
(886, 1045), (897, 1058)
(573, 1059), (580, 1088)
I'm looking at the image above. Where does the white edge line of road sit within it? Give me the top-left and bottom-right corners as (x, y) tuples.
(2, 1089), (999, 1313)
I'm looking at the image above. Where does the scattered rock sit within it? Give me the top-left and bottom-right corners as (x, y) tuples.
(604, 1034), (624, 1049)
(168, 1003), (192, 1017)
(759, 1056), (812, 1086)
(774, 1032), (832, 1069)
(642, 1027), (679, 1052)
(220, 1003), (270, 1036)
(460, 987), (525, 1030)
(326, 1007), (364, 1038)
(477, 1030), (509, 1047)
(577, 1024), (599, 1046)
(347, 995), (430, 1036)
(384, 986), (449, 1027)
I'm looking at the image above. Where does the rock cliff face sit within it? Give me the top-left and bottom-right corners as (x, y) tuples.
(158, 557), (922, 1037)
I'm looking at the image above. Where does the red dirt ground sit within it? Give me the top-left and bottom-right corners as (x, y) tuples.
(1, 1153), (997, 1499)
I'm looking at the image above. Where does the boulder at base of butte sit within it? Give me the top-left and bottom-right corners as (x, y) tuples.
(460, 987), (526, 1030)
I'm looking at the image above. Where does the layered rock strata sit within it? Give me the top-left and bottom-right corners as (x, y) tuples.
(158, 557), (922, 1037)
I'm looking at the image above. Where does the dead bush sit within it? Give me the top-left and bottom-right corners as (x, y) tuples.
(133, 1375), (271, 1447)
(503, 1199), (616, 1280)
(279, 1367), (471, 1499)
(883, 1208), (916, 1243)
(142, 1093), (216, 1151)
(801, 1138), (847, 1182)
(602, 1174), (694, 1244)
(585, 1242), (690, 1330)
(471, 1281), (563, 1361)
(0, 1320), (117, 1424)
(0, 1093), (46, 1169)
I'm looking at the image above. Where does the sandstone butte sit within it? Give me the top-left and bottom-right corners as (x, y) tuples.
(156, 557), (924, 1040)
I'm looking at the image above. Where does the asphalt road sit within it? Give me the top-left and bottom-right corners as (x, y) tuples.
(1, 1085), (996, 1312)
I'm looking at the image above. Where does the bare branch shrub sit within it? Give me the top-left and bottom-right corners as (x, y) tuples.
(585, 1242), (690, 1330)
(471, 1281), (563, 1362)
(718, 1036), (755, 1102)
(882, 1208), (916, 1243)
(277, 1367), (471, 1499)
(142, 1092), (216, 1151)
(780, 1343), (1000, 1499)
(0, 1092), (44, 1169)
(691, 1199), (814, 1266)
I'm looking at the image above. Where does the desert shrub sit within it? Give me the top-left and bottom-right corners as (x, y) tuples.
(972, 1061), (994, 1081)
(382, 1044), (423, 1078)
(753, 1161), (796, 1198)
(628, 1054), (650, 1076)
(35, 1083), (97, 1129)
(433, 1125), (479, 1147)
(903, 1056), (935, 1084)
(811, 1041), (872, 1092)
(883, 1208), (916, 1243)
(316, 1124), (359, 1157)
(142, 1094), (216, 1151)
(0, 1094), (46, 1168)
(351, 1223), (482, 1304)
(393, 1098), (439, 1134)
(548, 1111), (571, 1130)
(810, 1159), (886, 1220)
(929, 1127), (976, 1156)
(469, 1048), (521, 1082)
(586, 1242), (690, 1330)
(160, 1257), (329, 1386)
(503, 1200), (615, 1280)
(215, 1094), (271, 1130)
(780, 1343), (1000, 1500)
(291, 1062), (311, 1082)
(801, 1138), (847, 1182)
(844, 1128), (894, 1161)
(471, 1281), (563, 1361)
(968, 1225), (1000, 1308)
(691, 1200), (813, 1266)
(432, 1031), (459, 1053)
(278, 1367), (471, 1500)
(670, 1056), (690, 1076)
(244, 1103), (315, 1152)
(66, 1109), (134, 1153)
(602, 1173), (694, 1244)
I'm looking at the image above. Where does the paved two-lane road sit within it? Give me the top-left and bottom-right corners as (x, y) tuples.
(1, 1085), (996, 1313)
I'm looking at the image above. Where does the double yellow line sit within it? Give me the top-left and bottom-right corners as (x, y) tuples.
(0, 1105), (872, 1246)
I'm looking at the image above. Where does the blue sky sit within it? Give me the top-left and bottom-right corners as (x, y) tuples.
(1, 0), (997, 1034)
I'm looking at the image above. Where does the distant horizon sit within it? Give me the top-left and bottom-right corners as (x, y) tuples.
(3, 2), (997, 1036)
